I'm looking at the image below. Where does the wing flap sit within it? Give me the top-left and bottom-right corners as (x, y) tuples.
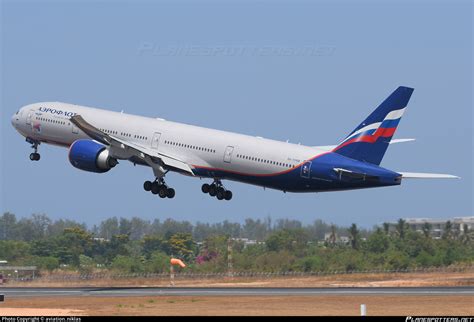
(110, 135), (194, 174)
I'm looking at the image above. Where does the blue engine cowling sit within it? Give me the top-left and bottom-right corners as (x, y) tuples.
(68, 139), (118, 173)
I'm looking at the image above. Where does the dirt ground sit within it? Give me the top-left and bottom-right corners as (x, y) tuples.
(1, 271), (473, 316)
(1, 295), (473, 316)
(6, 270), (474, 288)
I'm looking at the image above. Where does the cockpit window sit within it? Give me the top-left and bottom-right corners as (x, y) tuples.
(16, 110), (19, 115)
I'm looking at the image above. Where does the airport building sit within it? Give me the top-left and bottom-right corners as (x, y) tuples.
(387, 217), (474, 239)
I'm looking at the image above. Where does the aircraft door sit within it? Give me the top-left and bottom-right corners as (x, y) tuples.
(301, 161), (312, 179)
(223, 146), (234, 163)
(151, 132), (161, 149)
(26, 112), (32, 125)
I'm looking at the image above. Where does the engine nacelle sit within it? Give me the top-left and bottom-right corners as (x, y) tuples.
(69, 139), (118, 173)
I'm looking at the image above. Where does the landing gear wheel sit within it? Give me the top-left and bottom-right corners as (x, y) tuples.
(216, 189), (225, 200)
(29, 153), (40, 161)
(143, 181), (152, 191)
(158, 185), (168, 198)
(209, 184), (217, 197)
(203, 180), (233, 201)
(151, 182), (160, 195)
(201, 183), (210, 194)
(167, 188), (175, 198)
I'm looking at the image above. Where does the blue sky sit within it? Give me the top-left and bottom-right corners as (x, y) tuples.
(1, 0), (472, 228)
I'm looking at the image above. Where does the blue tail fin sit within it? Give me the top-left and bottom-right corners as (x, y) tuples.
(333, 86), (414, 165)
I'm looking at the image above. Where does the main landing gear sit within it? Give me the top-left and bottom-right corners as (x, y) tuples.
(143, 177), (175, 199)
(27, 138), (41, 161)
(201, 180), (232, 201)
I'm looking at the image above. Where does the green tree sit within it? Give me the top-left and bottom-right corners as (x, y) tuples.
(460, 224), (473, 245)
(442, 221), (453, 240)
(105, 234), (130, 262)
(422, 222), (432, 238)
(36, 256), (60, 271)
(386, 249), (410, 270)
(396, 219), (407, 239)
(164, 233), (195, 260)
(243, 218), (269, 241)
(254, 250), (296, 272)
(266, 229), (308, 253)
(129, 217), (151, 240)
(142, 235), (164, 258)
(0, 212), (17, 240)
(306, 219), (331, 241)
(79, 255), (95, 274)
(99, 217), (120, 240)
(0, 240), (31, 262)
(365, 228), (389, 253)
(145, 251), (170, 273)
(328, 225), (337, 247)
(111, 255), (143, 273)
(348, 224), (360, 250)
(30, 213), (52, 240)
(55, 227), (93, 266)
(31, 238), (58, 257)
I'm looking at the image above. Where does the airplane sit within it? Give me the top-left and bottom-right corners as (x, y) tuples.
(11, 86), (458, 201)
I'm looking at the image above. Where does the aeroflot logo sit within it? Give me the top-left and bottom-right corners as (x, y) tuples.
(39, 106), (76, 117)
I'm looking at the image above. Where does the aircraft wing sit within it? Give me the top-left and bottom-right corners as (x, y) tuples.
(70, 115), (194, 175)
(398, 172), (460, 179)
(313, 138), (415, 151)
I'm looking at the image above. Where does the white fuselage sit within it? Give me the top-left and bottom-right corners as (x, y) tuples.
(12, 102), (326, 189)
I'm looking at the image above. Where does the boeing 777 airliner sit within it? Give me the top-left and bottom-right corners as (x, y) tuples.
(11, 86), (458, 200)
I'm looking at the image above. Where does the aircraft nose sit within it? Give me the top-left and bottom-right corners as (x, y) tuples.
(11, 113), (16, 127)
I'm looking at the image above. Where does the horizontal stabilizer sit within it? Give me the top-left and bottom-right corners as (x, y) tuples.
(389, 138), (415, 144)
(313, 138), (415, 151)
(399, 172), (460, 179)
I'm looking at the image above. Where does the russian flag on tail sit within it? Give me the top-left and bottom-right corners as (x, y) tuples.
(333, 86), (414, 165)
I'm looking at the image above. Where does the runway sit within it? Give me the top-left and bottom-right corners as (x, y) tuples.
(1, 287), (473, 298)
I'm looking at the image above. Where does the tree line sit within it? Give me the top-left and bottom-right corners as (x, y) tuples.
(0, 212), (358, 242)
(0, 213), (472, 275)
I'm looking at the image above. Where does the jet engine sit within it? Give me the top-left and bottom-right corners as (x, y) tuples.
(68, 139), (118, 173)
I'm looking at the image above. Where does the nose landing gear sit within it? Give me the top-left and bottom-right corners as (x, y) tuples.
(202, 180), (232, 201)
(27, 138), (41, 161)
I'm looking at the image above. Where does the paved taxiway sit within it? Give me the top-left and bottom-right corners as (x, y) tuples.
(1, 287), (472, 298)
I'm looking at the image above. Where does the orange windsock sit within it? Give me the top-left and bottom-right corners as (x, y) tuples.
(170, 258), (186, 268)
